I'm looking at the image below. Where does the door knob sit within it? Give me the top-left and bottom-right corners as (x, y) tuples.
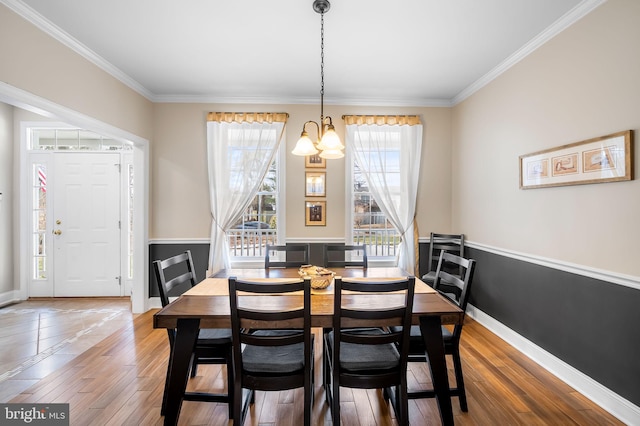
(53, 229), (62, 235)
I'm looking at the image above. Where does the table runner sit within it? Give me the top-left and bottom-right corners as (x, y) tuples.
(184, 276), (435, 296)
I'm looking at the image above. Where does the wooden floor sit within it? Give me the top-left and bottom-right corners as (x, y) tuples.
(1, 299), (623, 425)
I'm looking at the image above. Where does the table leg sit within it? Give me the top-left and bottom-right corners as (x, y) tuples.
(163, 318), (200, 426)
(419, 315), (454, 426)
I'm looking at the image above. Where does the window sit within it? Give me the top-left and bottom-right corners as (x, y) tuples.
(206, 114), (287, 272)
(349, 129), (402, 258)
(346, 118), (422, 272)
(228, 155), (280, 259)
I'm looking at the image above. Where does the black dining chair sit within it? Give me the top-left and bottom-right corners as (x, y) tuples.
(397, 251), (476, 411)
(323, 244), (368, 268)
(228, 276), (314, 426)
(323, 276), (415, 426)
(153, 250), (234, 419)
(422, 232), (465, 287)
(265, 243), (310, 268)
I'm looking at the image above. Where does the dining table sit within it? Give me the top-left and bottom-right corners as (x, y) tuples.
(153, 267), (464, 426)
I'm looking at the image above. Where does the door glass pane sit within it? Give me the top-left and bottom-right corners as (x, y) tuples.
(30, 128), (130, 152)
(32, 163), (47, 280)
(128, 164), (134, 279)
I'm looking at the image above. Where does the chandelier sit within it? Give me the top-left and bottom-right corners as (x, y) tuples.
(291, 0), (345, 159)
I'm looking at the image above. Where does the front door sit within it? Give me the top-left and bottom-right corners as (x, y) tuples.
(52, 153), (121, 296)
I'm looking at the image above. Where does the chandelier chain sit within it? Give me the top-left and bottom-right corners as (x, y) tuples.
(320, 10), (325, 123)
(291, 0), (343, 158)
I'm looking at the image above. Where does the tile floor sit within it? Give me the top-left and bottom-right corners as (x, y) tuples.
(0, 298), (133, 402)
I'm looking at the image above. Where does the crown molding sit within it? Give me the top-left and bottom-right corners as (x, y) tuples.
(151, 94), (453, 108)
(3, 0), (606, 107)
(1, 0), (155, 101)
(451, 0), (607, 105)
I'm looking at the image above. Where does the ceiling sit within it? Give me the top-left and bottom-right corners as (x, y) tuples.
(6, 0), (601, 106)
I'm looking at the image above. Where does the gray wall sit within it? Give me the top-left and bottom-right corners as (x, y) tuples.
(465, 246), (640, 407)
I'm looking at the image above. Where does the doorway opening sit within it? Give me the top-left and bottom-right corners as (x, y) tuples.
(25, 126), (134, 297)
(1, 84), (148, 313)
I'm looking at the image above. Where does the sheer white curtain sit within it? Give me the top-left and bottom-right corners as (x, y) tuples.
(207, 116), (286, 274)
(346, 122), (422, 274)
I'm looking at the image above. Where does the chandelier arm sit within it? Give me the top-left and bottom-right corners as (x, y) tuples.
(303, 120), (320, 139)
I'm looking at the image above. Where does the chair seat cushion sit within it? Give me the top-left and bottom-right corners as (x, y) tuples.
(389, 325), (452, 353)
(328, 328), (400, 371)
(421, 271), (437, 284)
(197, 328), (232, 344)
(421, 271), (458, 287)
(242, 330), (310, 374)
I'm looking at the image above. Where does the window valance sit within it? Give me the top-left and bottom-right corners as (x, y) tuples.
(207, 112), (289, 123)
(342, 115), (421, 126)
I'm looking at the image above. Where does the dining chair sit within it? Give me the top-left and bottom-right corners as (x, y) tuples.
(265, 243), (310, 268)
(153, 251), (234, 419)
(322, 244), (368, 268)
(422, 232), (465, 286)
(323, 276), (415, 426)
(228, 276), (314, 426)
(397, 251), (476, 411)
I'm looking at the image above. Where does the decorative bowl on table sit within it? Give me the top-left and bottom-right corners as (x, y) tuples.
(298, 265), (335, 289)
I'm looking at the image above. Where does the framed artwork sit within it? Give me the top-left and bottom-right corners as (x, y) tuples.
(305, 154), (326, 168)
(305, 171), (326, 197)
(519, 130), (634, 189)
(305, 200), (326, 226)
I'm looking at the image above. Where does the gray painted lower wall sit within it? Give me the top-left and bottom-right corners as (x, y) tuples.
(148, 241), (640, 409)
(464, 247), (640, 408)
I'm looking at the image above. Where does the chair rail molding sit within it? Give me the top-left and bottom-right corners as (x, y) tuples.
(464, 240), (640, 291)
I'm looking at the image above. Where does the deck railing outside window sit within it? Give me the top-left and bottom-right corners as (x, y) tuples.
(227, 228), (277, 258)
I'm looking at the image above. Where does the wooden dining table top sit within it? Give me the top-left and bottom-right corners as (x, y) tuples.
(153, 267), (464, 329)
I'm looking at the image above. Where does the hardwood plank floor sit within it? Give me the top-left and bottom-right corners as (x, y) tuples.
(1, 299), (623, 425)
(0, 298), (133, 402)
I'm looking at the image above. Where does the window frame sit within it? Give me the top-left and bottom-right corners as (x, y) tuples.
(228, 137), (286, 267)
(345, 127), (402, 266)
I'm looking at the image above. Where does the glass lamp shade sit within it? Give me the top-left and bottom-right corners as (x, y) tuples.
(319, 148), (344, 159)
(316, 127), (344, 151)
(292, 133), (319, 156)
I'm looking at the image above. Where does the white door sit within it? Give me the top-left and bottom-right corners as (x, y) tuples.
(53, 153), (121, 296)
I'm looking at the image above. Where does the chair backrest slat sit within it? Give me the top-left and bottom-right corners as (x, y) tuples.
(153, 250), (198, 308)
(153, 250), (200, 345)
(265, 244), (310, 268)
(323, 244), (368, 268)
(229, 276), (312, 356)
(433, 251), (476, 339)
(427, 232), (465, 277)
(333, 276), (415, 356)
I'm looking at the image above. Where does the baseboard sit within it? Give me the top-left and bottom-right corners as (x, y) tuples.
(466, 304), (640, 425)
(0, 290), (22, 308)
(148, 296), (163, 310)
